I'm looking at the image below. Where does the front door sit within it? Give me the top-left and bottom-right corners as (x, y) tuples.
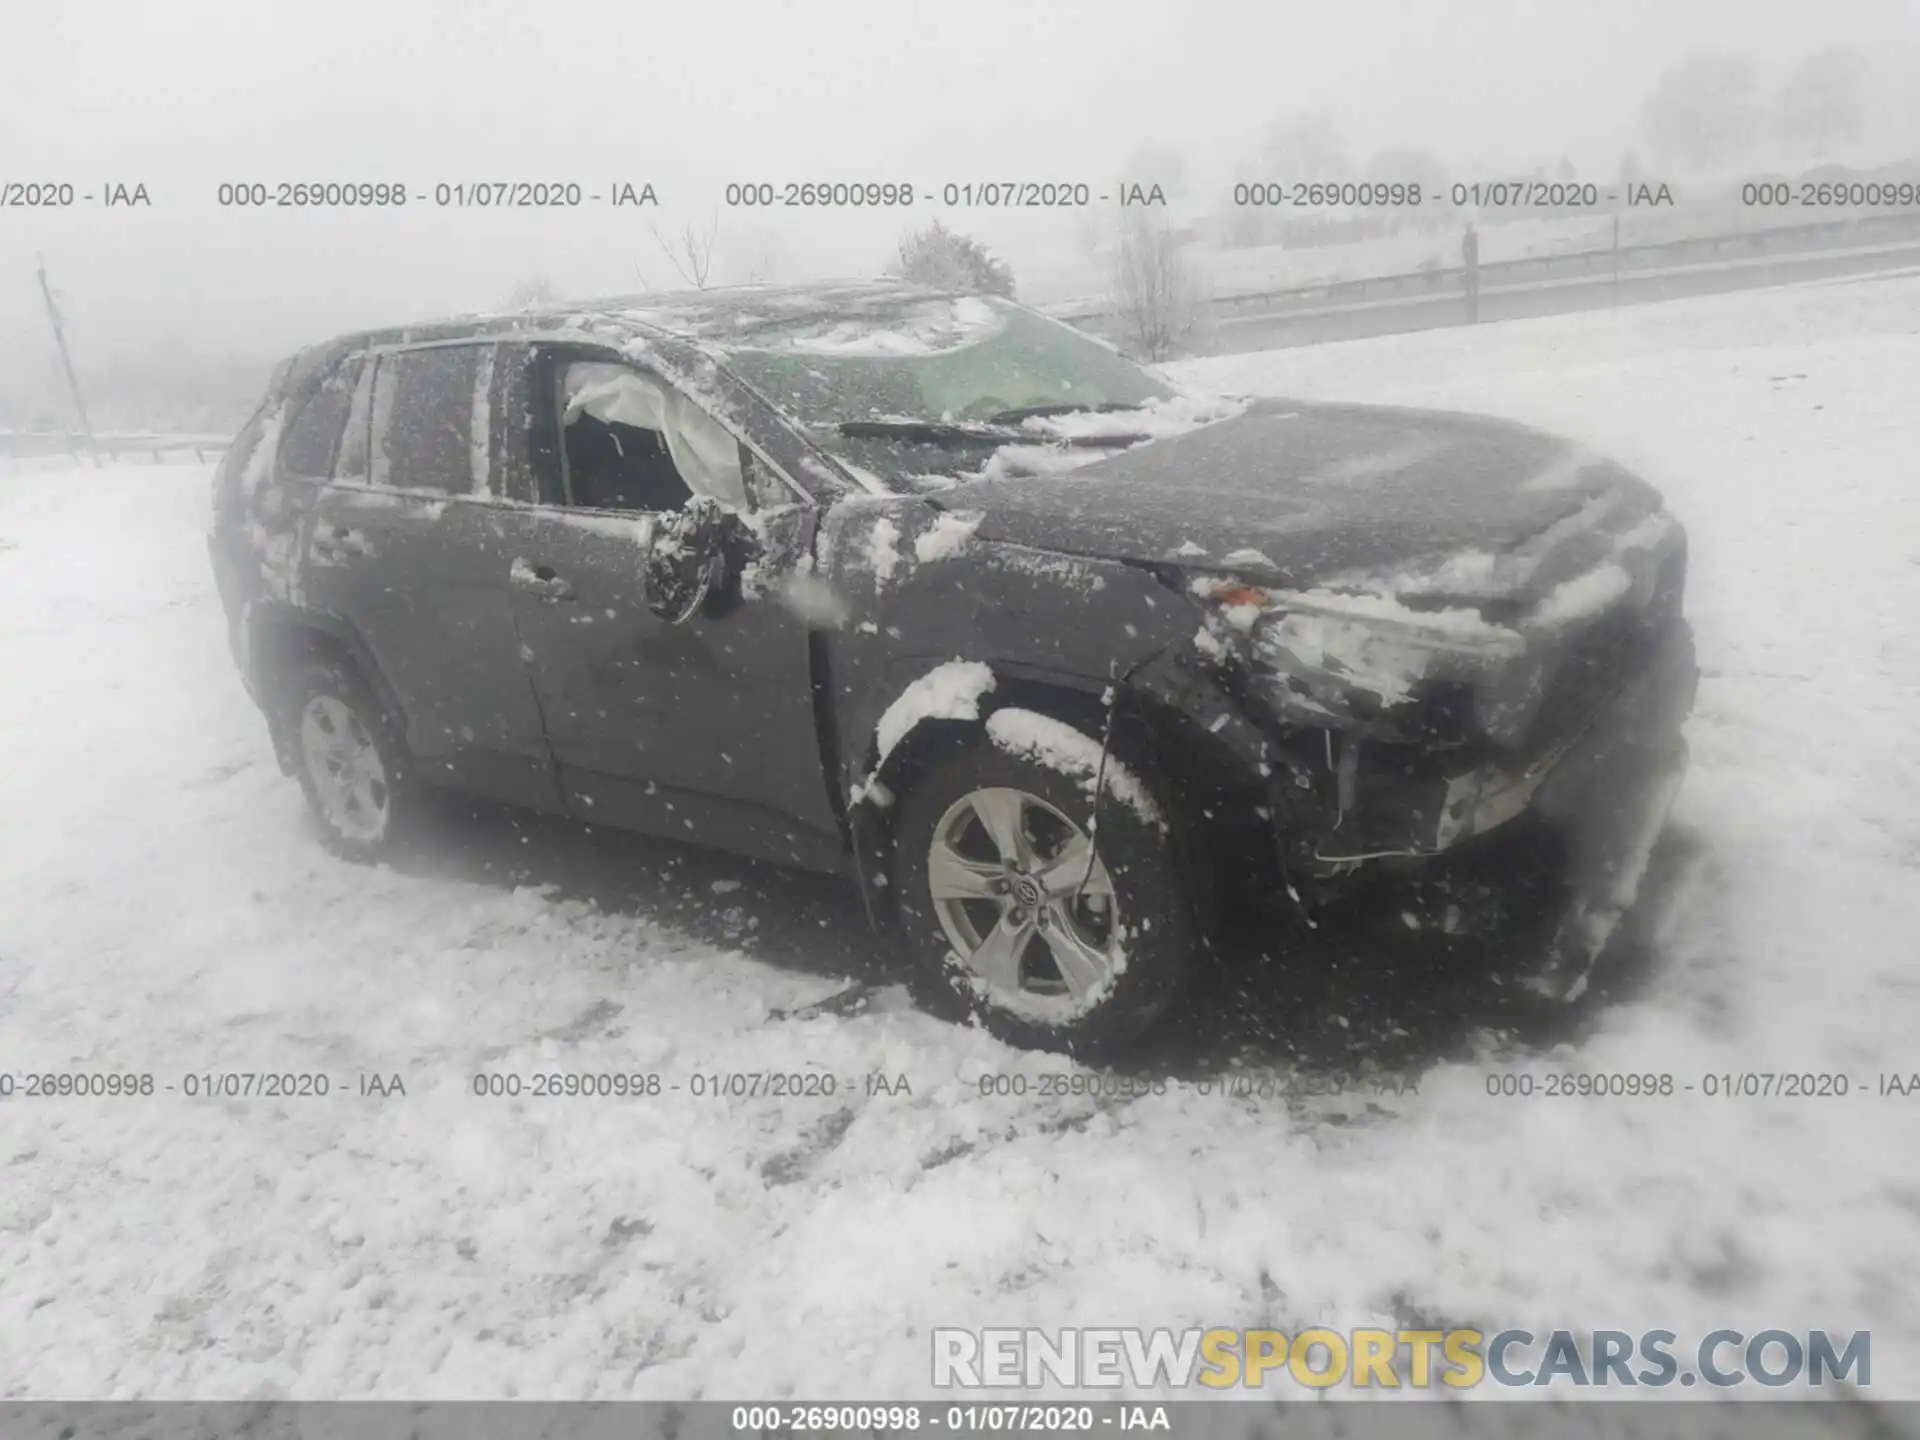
(492, 342), (843, 871)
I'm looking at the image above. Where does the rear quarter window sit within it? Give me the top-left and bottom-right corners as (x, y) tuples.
(279, 358), (364, 480)
(211, 355), (299, 516)
(212, 409), (270, 521)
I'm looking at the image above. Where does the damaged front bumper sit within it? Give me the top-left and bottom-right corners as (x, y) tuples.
(1515, 617), (1698, 998)
(1275, 618), (1699, 996)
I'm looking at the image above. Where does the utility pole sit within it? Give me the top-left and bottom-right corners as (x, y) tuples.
(1611, 213), (1622, 308)
(35, 255), (98, 466)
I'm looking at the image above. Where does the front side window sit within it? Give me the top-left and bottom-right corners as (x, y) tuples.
(279, 358), (363, 480)
(369, 345), (483, 494)
(557, 361), (748, 513)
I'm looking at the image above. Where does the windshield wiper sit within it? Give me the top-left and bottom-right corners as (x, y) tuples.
(984, 401), (1149, 425)
(834, 419), (1026, 446)
(832, 417), (1150, 450)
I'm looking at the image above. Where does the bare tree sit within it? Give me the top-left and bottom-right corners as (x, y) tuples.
(650, 212), (720, 290)
(1776, 46), (1870, 161)
(1640, 50), (1760, 174)
(1105, 210), (1203, 362)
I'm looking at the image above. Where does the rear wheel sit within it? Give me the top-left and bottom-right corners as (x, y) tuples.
(893, 713), (1192, 1054)
(280, 658), (419, 860)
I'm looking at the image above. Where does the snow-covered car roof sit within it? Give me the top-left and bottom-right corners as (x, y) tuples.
(552, 278), (977, 343)
(298, 279), (979, 372)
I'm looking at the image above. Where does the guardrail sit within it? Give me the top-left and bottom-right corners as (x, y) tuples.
(1051, 206), (1920, 327)
(0, 435), (230, 466)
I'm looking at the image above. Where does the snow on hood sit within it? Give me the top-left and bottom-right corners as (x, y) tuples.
(1314, 503), (1679, 622)
(933, 399), (1665, 607)
(1017, 392), (1247, 442)
(947, 393), (1248, 485)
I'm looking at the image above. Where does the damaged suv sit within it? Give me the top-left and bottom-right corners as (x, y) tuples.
(209, 279), (1696, 1052)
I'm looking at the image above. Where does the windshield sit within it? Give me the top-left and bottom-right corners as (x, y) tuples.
(718, 297), (1176, 485)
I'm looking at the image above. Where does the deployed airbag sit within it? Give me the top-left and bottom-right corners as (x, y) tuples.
(563, 363), (748, 510)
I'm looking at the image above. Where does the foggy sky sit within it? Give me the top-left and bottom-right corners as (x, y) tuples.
(4, 0), (1917, 396)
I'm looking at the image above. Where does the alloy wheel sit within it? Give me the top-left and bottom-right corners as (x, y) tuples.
(298, 694), (391, 842)
(926, 785), (1121, 1017)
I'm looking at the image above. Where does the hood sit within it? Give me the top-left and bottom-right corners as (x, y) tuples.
(927, 398), (1665, 609)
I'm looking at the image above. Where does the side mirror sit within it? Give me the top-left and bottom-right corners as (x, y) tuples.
(644, 497), (757, 625)
(645, 497), (725, 624)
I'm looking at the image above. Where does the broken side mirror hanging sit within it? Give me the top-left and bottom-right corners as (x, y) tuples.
(644, 496), (759, 625)
(645, 496), (726, 625)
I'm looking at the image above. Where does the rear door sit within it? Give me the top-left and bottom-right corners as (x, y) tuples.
(295, 342), (559, 812)
(492, 341), (843, 870)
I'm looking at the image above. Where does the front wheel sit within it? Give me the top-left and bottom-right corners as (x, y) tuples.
(892, 711), (1193, 1054)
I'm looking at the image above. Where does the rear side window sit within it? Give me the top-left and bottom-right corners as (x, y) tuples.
(369, 346), (483, 494)
(279, 358), (363, 480)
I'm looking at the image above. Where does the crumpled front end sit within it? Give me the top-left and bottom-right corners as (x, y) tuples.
(1177, 497), (1700, 1000)
(1510, 616), (1696, 999)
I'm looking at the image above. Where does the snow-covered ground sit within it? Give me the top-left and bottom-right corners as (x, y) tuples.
(3, 274), (1919, 1404)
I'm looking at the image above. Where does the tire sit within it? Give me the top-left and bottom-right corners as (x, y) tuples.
(277, 657), (420, 861)
(892, 709), (1193, 1055)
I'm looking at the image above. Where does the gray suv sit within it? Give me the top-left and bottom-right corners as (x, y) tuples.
(209, 279), (1697, 1052)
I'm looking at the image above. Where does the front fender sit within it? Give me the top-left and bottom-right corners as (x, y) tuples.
(817, 497), (1204, 790)
(814, 502), (1294, 923)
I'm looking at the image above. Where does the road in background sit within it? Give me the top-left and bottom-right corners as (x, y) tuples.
(1055, 208), (1920, 354)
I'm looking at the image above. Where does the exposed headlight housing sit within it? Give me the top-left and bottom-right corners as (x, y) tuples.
(1193, 577), (1525, 740)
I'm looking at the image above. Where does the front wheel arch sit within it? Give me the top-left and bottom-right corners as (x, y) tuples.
(847, 673), (1108, 920)
(850, 673), (1237, 946)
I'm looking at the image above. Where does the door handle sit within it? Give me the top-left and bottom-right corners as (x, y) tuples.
(509, 556), (575, 600)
